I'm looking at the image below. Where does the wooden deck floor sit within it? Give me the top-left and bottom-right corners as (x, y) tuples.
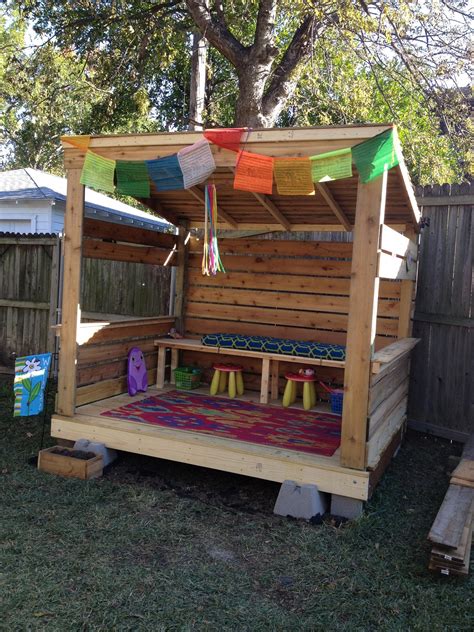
(51, 386), (370, 500)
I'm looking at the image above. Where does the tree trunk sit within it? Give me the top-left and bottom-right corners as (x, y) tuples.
(234, 68), (269, 127)
(188, 31), (207, 130)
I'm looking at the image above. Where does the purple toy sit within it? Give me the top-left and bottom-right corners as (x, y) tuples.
(127, 347), (148, 396)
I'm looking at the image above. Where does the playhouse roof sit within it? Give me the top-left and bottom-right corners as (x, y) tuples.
(61, 124), (420, 232)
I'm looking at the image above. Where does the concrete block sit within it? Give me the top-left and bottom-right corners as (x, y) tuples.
(330, 494), (364, 520)
(273, 480), (328, 520)
(73, 439), (118, 468)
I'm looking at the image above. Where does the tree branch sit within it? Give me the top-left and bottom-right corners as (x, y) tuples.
(185, 0), (248, 67)
(253, 0), (278, 62)
(261, 13), (319, 118)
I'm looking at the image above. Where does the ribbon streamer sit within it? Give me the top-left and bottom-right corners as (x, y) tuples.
(202, 184), (225, 276)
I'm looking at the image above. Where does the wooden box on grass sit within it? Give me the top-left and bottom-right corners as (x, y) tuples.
(38, 446), (103, 480)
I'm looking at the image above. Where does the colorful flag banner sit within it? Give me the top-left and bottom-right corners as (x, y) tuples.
(204, 128), (245, 152)
(352, 130), (399, 183)
(80, 151), (116, 193)
(61, 135), (91, 151)
(233, 151), (274, 194)
(310, 147), (352, 182)
(116, 160), (151, 197)
(177, 139), (216, 189)
(146, 155), (184, 191)
(273, 157), (314, 195)
(13, 353), (52, 417)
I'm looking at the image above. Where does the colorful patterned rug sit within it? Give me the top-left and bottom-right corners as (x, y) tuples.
(101, 391), (341, 457)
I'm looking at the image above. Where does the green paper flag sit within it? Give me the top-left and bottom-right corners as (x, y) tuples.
(310, 148), (352, 182)
(116, 160), (150, 197)
(80, 151), (116, 193)
(352, 130), (399, 183)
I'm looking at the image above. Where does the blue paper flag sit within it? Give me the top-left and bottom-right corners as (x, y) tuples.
(146, 155), (184, 191)
(13, 353), (52, 417)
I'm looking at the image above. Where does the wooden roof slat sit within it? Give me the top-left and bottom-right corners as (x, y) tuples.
(250, 193), (291, 231)
(316, 183), (352, 232)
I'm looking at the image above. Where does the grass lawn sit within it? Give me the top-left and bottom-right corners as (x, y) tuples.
(1, 379), (473, 631)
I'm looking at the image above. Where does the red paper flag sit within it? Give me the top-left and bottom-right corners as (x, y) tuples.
(233, 151), (274, 194)
(204, 128), (246, 152)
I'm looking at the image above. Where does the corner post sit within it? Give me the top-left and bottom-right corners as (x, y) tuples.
(57, 169), (84, 416)
(173, 224), (188, 334)
(340, 172), (387, 469)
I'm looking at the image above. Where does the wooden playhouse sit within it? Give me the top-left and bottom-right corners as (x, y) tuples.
(52, 125), (420, 512)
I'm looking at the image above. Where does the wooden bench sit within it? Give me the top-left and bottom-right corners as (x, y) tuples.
(154, 337), (345, 404)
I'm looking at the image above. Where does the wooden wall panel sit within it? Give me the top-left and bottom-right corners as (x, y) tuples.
(75, 317), (175, 402)
(184, 238), (402, 354)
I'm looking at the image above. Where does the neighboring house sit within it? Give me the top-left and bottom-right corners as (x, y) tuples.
(0, 168), (170, 234)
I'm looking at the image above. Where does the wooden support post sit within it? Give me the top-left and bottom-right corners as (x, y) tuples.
(340, 172), (387, 470)
(260, 357), (270, 404)
(57, 170), (84, 416)
(173, 225), (188, 334)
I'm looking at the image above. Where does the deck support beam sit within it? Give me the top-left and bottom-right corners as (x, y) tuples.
(340, 172), (387, 469)
(57, 169), (84, 416)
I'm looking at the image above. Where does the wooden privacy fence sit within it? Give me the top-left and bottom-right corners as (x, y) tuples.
(0, 233), (172, 370)
(408, 184), (473, 440)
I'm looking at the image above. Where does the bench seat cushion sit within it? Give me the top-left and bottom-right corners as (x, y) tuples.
(201, 333), (345, 361)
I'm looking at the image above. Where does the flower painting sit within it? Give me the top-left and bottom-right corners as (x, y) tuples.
(13, 354), (52, 417)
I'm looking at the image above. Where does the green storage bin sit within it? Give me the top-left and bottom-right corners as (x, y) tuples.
(173, 366), (202, 390)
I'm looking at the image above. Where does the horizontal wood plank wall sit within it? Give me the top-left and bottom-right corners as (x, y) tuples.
(76, 317), (174, 405)
(183, 237), (403, 391)
(366, 356), (411, 468)
(408, 186), (472, 437)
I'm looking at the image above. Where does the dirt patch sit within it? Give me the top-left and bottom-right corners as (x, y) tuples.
(50, 448), (97, 460)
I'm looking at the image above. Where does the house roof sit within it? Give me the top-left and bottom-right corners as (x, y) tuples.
(61, 124), (420, 232)
(0, 168), (170, 232)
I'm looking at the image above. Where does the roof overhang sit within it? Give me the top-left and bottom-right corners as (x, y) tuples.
(62, 124), (420, 232)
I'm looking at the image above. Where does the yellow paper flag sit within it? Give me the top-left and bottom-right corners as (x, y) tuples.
(80, 151), (116, 193)
(61, 135), (91, 151)
(273, 158), (314, 195)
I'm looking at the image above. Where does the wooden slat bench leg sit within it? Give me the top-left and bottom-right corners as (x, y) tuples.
(260, 357), (270, 404)
(170, 348), (179, 384)
(271, 360), (279, 400)
(157, 346), (167, 389)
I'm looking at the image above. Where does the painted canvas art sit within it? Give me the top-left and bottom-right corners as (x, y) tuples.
(13, 353), (52, 417)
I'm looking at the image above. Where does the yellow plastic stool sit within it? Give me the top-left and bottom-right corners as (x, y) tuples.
(210, 363), (244, 398)
(282, 372), (316, 410)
